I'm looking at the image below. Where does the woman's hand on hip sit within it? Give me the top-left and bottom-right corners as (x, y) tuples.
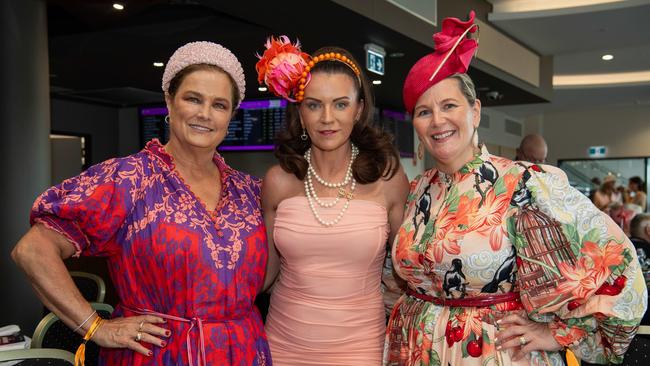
(495, 311), (562, 361)
(91, 315), (170, 356)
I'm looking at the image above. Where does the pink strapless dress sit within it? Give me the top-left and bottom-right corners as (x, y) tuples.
(265, 196), (389, 365)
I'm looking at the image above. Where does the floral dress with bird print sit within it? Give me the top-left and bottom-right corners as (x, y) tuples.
(384, 146), (647, 366)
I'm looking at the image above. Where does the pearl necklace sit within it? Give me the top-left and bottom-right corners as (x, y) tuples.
(306, 145), (358, 188)
(303, 145), (358, 227)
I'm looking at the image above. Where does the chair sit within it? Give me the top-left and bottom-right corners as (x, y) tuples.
(69, 271), (106, 303)
(581, 326), (650, 366)
(619, 325), (650, 365)
(0, 348), (75, 365)
(31, 302), (113, 366)
(41, 272), (106, 317)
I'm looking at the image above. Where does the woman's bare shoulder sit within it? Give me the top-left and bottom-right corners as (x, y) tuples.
(262, 164), (303, 208)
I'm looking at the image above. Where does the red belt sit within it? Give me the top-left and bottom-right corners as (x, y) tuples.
(406, 288), (521, 308)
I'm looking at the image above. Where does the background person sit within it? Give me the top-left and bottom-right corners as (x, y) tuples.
(12, 41), (271, 365)
(630, 213), (650, 289)
(515, 134), (548, 164)
(593, 174), (623, 212)
(626, 176), (647, 211)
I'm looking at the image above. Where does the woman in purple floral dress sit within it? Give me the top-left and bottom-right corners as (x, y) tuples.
(12, 42), (271, 365)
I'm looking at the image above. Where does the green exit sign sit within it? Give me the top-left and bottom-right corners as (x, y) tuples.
(364, 43), (386, 76)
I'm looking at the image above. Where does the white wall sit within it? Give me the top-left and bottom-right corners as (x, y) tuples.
(479, 107), (523, 149)
(540, 104), (650, 165)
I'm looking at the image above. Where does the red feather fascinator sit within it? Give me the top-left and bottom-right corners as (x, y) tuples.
(256, 36), (311, 101)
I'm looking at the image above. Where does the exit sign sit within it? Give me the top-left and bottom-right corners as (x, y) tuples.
(364, 44), (386, 76)
(588, 146), (607, 158)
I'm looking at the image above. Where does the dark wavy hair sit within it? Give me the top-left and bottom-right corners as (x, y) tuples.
(275, 46), (399, 184)
(630, 176), (646, 192)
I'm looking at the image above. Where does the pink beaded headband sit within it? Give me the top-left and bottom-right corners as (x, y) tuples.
(162, 41), (246, 108)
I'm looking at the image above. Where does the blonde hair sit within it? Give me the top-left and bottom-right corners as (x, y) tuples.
(449, 73), (477, 105)
(449, 73), (480, 148)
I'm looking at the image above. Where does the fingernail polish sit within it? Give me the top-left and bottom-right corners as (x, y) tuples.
(148, 351), (153, 357)
(161, 341), (167, 347)
(166, 330), (171, 337)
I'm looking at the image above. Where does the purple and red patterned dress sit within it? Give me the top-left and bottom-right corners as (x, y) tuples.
(31, 139), (271, 366)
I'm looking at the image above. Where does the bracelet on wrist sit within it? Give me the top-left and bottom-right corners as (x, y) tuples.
(72, 310), (97, 333)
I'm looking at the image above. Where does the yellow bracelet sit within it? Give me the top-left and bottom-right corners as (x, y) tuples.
(74, 316), (104, 366)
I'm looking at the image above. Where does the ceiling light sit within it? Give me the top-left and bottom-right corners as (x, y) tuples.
(389, 52), (405, 58)
(372, 80), (382, 85)
(553, 70), (650, 88)
(602, 54), (614, 61)
(113, 3), (124, 10)
(258, 86), (268, 92)
(153, 62), (164, 67)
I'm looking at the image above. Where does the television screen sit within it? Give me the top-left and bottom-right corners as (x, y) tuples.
(139, 99), (287, 151)
(140, 106), (170, 146)
(220, 99), (286, 151)
(380, 109), (414, 157)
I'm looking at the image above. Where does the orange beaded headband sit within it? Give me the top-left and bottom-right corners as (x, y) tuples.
(256, 36), (362, 103)
(295, 52), (362, 102)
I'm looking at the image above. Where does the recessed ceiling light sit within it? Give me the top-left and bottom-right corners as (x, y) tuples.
(602, 54), (614, 61)
(113, 3), (124, 10)
(153, 62), (164, 67)
(372, 80), (382, 85)
(258, 86), (268, 92)
(389, 52), (405, 58)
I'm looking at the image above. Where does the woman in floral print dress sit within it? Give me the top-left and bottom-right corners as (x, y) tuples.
(384, 11), (647, 366)
(12, 42), (271, 365)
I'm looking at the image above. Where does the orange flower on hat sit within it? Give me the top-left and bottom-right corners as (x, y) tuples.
(255, 36), (311, 101)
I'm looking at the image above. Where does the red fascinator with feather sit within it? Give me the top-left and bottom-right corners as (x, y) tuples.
(255, 36), (311, 102)
(403, 11), (479, 113)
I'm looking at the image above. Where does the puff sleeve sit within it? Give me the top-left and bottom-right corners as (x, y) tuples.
(509, 163), (647, 364)
(30, 157), (141, 257)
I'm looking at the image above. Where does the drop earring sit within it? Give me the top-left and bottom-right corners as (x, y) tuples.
(301, 128), (308, 141)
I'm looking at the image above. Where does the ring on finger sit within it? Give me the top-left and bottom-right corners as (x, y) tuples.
(519, 335), (528, 346)
(138, 320), (145, 331)
(135, 331), (143, 342)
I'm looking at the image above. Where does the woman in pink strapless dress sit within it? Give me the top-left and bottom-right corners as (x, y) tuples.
(255, 40), (409, 365)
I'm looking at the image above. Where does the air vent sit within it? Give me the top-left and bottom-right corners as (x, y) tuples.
(504, 119), (522, 136)
(480, 114), (490, 129)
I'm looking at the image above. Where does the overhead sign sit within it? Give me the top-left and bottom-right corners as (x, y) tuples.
(364, 43), (386, 76)
(588, 146), (607, 158)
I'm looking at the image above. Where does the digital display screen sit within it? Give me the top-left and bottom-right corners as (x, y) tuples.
(139, 99), (287, 151)
(380, 109), (414, 157)
(140, 107), (170, 145)
(220, 99), (286, 151)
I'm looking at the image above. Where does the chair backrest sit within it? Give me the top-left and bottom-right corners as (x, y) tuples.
(69, 271), (106, 303)
(0, 348), (75, 365)
(31, 302), (114, 366)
